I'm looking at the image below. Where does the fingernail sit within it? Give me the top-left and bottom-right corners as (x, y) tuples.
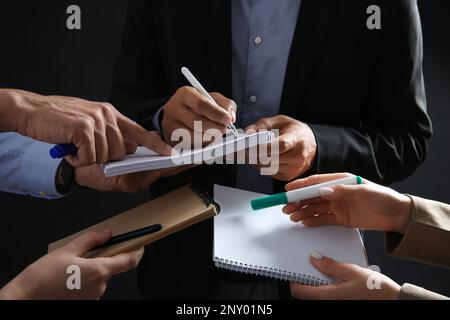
(310, 250), (324, 260)
(222, 114), (232, 125)
(101, 229), (112, 235)
(319, 187), (334, 196)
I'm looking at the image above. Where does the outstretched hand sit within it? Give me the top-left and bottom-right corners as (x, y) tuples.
(283, 173), (413, 234)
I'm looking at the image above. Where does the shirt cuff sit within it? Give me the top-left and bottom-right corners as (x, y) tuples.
(19, 141), (65, 199)
(398, 283), (449, 300)
(385, 195), (450, 269)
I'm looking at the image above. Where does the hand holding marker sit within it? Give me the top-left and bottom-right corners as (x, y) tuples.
(251, 175), (363, 210)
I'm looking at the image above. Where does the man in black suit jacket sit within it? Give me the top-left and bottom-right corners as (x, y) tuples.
(111, 0), (432, 299)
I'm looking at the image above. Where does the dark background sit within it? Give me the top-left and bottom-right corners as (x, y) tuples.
(0, 0), (449, 299)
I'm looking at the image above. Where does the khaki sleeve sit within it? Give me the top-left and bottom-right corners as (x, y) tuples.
(398, 283), (449, 300)
(385, 195), (450, 269)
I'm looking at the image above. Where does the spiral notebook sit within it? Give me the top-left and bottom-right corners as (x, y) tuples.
(48, 184), (220, 258)
(103, 131), (275, 177)
(213, 185), (368, 285)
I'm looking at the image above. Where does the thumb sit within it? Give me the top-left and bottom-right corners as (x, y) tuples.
(124, 139), (138, 154)
(251, 117), (278, 131)
(309, 251), (358, 281)
(65, 230), (112, 256)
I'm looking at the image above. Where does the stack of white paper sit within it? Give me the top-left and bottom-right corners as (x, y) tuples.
(102, 131), (275, 177)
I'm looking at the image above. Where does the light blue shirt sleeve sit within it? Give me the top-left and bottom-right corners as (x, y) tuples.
(0, 132), (65, 199)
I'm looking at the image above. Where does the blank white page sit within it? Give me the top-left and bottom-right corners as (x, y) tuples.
(213, 185), (368, 283)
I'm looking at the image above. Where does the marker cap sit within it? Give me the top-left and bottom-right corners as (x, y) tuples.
(356, 176), (363, 185)
(49, 144), (78, 159)
(251, 192), (288, 211)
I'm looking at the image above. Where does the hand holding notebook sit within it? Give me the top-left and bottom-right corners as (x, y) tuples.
(49, 185), (219, 258)
(49, 183), (367, 287)
(213, 185), (368, 285)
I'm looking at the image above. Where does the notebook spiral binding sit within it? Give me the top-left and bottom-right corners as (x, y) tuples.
(214, 258), (330, 286)
(190, 184), (221, 216)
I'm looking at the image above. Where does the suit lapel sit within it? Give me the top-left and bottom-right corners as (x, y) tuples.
(202, 0), (232, 97)
(280, 0), (339, 117)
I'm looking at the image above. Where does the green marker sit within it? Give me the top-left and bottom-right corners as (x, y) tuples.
(251, 176), (363, 211)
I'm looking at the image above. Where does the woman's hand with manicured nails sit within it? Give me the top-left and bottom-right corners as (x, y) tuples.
(290, 251), (401, 300)
(283, 173), (413, 234)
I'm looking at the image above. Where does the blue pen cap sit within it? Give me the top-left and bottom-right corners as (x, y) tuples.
(49, 144), (78, 159)
(251, 192), (289, 211)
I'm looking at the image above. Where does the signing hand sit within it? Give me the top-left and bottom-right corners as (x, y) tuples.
(245, 115), (317, 181)
(162, 87), (237, 146)
(283, 173), (413, 234)
(290, 252), (401, 300)
(0, 89), (171, 167)
(0, 230), (144, 300)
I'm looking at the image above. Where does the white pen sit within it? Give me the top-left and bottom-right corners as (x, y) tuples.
(181, 67), (239, 137)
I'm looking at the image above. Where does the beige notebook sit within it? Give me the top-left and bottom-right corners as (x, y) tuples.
(48, 184), (219, 258)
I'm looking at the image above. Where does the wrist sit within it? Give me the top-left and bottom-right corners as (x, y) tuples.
(0, 288), (12, 300)
(0, 269), (36, 300)
(393, 195), (413, 234)
(0, 89), (24, 132)
(0, 288), (18, 300)
(383, 281), (402, 300)
(303, 123), (318, 171)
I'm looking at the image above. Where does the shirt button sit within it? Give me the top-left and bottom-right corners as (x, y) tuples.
(254, 36), (262, 45)
(250, 95), (258, 104)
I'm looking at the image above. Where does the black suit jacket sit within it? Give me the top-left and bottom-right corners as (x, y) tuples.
(111, 0), (432, 299)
